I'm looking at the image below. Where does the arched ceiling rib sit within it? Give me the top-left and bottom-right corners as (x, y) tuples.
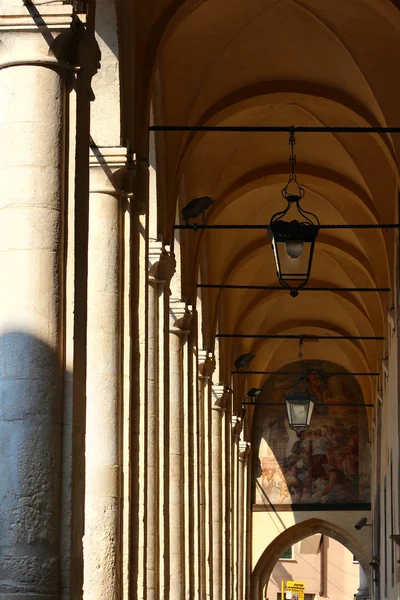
(149, 0), (400, 411)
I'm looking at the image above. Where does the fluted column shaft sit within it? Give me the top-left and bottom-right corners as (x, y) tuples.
(147, 277), (160, 600)
(238, 442), (251, 600)
(147, 243), (175, 600)
(84, 148), (132, 599)
(198, 352), (216, 599)
(169, 303), (192, 600)
(0, 5), (75, 597)
(231, 417), (242, 600)
(223, 402), (232, 600)
(211, 386), (229, 600)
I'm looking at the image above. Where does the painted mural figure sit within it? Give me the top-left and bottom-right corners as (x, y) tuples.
(253, 360), (370, 507)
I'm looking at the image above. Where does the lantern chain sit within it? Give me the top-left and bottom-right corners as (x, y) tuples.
(289, 126), (296, 180)
(298, 336), (303, 360)
(282, 128), (305, 200)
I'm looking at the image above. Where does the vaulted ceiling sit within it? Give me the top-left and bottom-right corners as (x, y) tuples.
(139, 0), (400, 412)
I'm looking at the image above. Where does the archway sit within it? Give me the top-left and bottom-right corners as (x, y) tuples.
(266, 532), (364, 600)
(251, 518), (372, 600)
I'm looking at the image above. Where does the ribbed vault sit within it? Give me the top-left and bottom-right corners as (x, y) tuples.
(147, 0), (400, 452)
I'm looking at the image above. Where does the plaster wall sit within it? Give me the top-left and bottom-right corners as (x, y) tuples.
(267, 536), (359, 600)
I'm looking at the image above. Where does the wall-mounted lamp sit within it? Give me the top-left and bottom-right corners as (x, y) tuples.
(246, 387), (261, 398)
(390, 534), (400, 546)
(268, 129), (319, 297)
(354, 517), (372, 530)
(241, 387), (261, 417)
(181, 195), (215, 227)
(234, 352), (255, 371)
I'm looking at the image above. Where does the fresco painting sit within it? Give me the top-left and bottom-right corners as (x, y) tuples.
(252, 360), (371, 507)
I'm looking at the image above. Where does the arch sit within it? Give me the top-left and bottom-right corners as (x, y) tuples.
(251, 517), (372, 600)
(176, 85), (398, 178)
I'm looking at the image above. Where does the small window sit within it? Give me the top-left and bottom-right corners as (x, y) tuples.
(280, 546), (294, 560)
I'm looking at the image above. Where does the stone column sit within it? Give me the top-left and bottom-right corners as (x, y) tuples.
(198, 351), (216, 599)
(211, 385), (229, 600)
(231, 416), (243, 600)
(169, 301), (192, 600)
(356, 566), (370, 600)
(223, 398), (233, 600)
(238, 442), (251, 600)
(148, 242), (175, 600)
(188, 312), (201, 600)
(83, 147), (133, 600)
(0, 4), (75, 598)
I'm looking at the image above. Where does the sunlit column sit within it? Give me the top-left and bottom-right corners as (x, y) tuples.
(169, 300), (193, 600)
(148, 242), (175, 600)
(0, 5), (75, 597)
(183, 311), (198, 598)
(223, 397), (233, 600)
(198, 351), (216, 599)
(84, 148), (132, 599)
(231, 416), (243, 600)
(191, 318), (201, 599)
(356, 566), (370, 600)
(211, 385), (229, 600)
(238, 441), (251, 600)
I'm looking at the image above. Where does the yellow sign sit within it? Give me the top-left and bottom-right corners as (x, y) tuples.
(286, 581), (305, 600)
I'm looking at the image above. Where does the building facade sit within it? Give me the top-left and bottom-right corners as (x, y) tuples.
(268, 535), (360, 600)
(1, 1), (400, 599)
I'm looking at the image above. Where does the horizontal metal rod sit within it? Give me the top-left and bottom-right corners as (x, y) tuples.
(233, 371), (379, 376)
(150, 125), (400, 133)
(243, 401), (374, 407)
(217, 333), (384, 340)
(174, 223), (400, 230)
(200, 284), (390, 292)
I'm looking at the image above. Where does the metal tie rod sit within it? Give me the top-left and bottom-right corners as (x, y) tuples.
(242, 401), (374, 407)
(232, 370), (379, 376)
(174, 223), (400, 230)
(199, 284), (389, 292)
(216, 333), (384, 340)
(150, 125), (400, 133)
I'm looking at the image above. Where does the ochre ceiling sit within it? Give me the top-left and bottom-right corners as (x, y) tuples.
(138, 0), (400, 410)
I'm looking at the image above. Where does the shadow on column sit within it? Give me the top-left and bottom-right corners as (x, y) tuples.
(0, 330), (81, 599)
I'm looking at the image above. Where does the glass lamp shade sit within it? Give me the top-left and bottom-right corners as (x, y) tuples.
(285, 392), (315, 437)
(269, 219), (319, 297)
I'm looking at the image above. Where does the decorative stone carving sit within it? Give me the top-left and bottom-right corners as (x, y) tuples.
(212, 384), (230, 411)
(387, 308), (396, 336)
(169, 299), (193, 333)
(149, 240), (176, 284)
(89, 146), (135, 196)
(232, 415), (242, 441)
(238, 441), (251, 462)
(198, 349), (216, 378)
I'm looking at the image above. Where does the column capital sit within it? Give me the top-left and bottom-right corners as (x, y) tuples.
(212, 384), (230, 411)
(149, 240), (176, 284)
(89, 146), (135, 197)
(231, 415), (242, 440)
(198, 350), (216, 378)
(0, 4), (75, 33)
(169, 299), (193, 333)
(388, 308), (396, 336)
(0, 4), (92, 72)
(238, 441), (251, 462)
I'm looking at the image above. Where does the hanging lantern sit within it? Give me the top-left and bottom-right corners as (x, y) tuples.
(283, 365), (316, 437)
(268, 129), (319, 297)
(285, 391), (315, 437)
